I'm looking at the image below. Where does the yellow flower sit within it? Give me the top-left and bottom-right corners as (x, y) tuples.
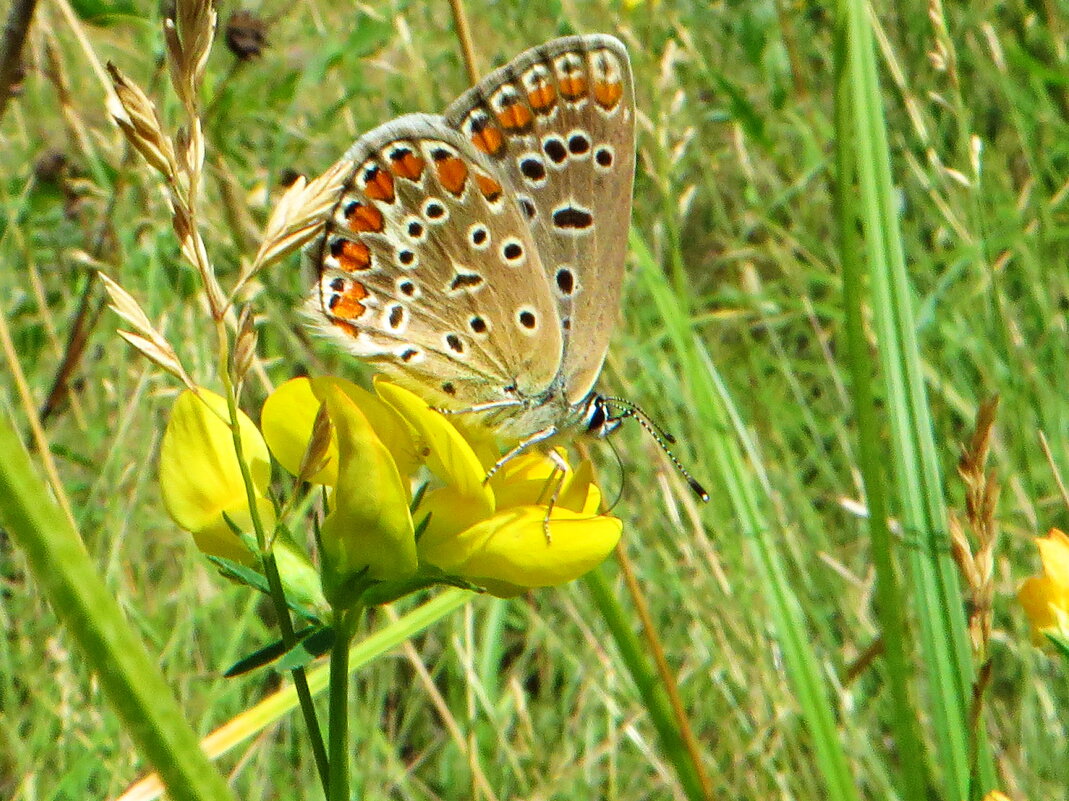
(261, 377), (622, 599)
(1018, 528), (1069, 643)
(159, 388), (326, 611)
(159, 388), (275, 563)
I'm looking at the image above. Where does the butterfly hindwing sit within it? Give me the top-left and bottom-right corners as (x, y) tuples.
(444, 34), (636, 405)
(308, 114), (563, 410)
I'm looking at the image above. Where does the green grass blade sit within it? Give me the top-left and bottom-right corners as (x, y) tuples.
(0, 412), (238, 801)
(833, 13), (930, 799)
(838, 0), (994, 796)
(630, 231), (861, 801)
(584, 567), (709, 801)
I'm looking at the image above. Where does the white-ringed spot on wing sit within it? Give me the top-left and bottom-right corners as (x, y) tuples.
(397, 346), (425, 364)
(444, 332), (466, 356)
(555, 266), (577, 297)
(396, 277), (419, 299)
(561, 316), (572, 331)
(385, 304), (407, 332)
(421, 197), (449, 224)
(516, 195), (537, 220)
(515, 306), (539, 334)
(403, 215), (428, 242)
(468, 223), (491, 250)
(517, 153), (548, 188)
(594, 144), (615, 171)
(468, 315), (489, 336)
(542, 135), (568, 166)
(566, 130), (591, 158)
(551, 203), (594, 234)
(396, 248), (418, 269)
(500, 238), (526, 266)
(448, 269), (485, 294)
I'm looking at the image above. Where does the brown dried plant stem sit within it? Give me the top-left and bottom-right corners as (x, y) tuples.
(614, 541), (714, 799)
(447, 0), (479, 86)
(0, 0), (38, 120)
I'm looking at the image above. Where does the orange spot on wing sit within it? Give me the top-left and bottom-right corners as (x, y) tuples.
(330, 282), (369, 320)
(528, 85), (556, 113)
(471, 124), (505, 157)
(497, 102), (533, 132)
(593, 80), (623, 109)
(435, 156), (469, 196)
(345, 202), (384, 233)
(389, 150), (425, 181)
(559, 76), (587, 100)
(362, 164), (395, 203)
(474, 172), (502, 202)
(337, 240), (372, 272)
(331, 319), (362, 336)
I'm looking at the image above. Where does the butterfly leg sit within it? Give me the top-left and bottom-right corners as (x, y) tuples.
(483, 425), (559, 483)
(538, 449), (571, 543)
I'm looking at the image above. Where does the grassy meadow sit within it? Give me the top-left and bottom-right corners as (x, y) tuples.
(2, 0), (1068, 798)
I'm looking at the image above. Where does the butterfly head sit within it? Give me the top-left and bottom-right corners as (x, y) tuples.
(581, 394), (623, 439)
(584, 394), (710, 502)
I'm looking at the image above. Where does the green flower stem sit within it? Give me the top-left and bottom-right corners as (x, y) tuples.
(217, 323), (329, 793)
(262, 549), (330, 793)
(584, 567), (708, 801)
(328, 606), (361, 801)
(0, 415), (237, 801)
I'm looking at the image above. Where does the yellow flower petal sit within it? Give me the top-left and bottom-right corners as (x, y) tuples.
(261, 377), (338, 485)
(262, 376), (419, 486)
(1037, 528), (1069, 588)
(159, 389), (273, 559)
(419, 505), (621, 594)
(320, 386), (416, 583)
(375, 379), (494, 516)
(414, 486), (494, 554)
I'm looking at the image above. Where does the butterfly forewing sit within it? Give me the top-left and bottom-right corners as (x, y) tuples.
(444, 34), (636, 405)
(308, 114), (563, 410)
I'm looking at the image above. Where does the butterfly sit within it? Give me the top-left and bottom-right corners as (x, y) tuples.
(307, 34), (707, 499)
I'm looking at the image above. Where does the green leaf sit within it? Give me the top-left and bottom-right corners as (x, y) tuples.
(224, 626), (320, 677)
(275, 627), (337, 672)
(68, 0), (139, 24)
(207, 556), (322, 623)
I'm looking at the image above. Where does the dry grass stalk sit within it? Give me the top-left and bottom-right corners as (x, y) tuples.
(98, 272), (196, 391)
(241, 157), (355, 289)
(105, 63), (179, 181)
(231, 306), (258, 386)
(951, 394), (1000, 659)
(163, 0), (216, 113)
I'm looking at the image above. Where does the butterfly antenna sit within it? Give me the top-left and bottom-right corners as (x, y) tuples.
(603, 398), (710, 502)
(601, 396), (678, 444)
